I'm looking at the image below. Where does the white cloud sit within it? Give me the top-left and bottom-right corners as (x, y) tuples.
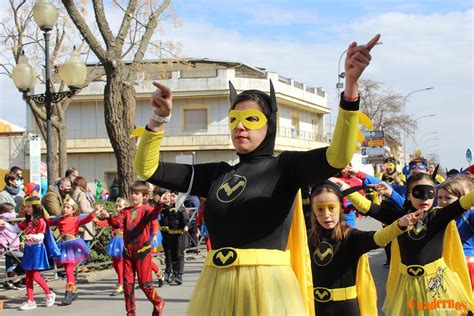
(160, 8), (473, 168)
(1, 3), (472, 169)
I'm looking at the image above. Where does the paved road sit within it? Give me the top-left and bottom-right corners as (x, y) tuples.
(1, 217), (389, 315)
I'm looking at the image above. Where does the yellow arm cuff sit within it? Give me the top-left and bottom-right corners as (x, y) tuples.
(459, 191), (474, 210)
(133, 128), (164, 180)
(346, 192), (372, 213)
(326, 108), (359, 168)
(373, 221), (404, 247)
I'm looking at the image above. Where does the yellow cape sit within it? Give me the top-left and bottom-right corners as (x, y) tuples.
(387, 220), (474, 311)
(356, 254), (378, 315)
(287, 190), (315, 315)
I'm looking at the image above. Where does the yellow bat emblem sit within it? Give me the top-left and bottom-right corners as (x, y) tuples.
(221, 181), (245, 196)
(315, 247), (332, 261)
(314, 290), (330, 300)
(216, 251), (234, 264)
(408, 267), (424, 277)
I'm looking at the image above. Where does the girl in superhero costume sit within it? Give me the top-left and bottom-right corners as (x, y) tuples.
(132, 34), (381, 315)
(94, 197), (129, 296)
(344, 172), (474, 315)
(48, 198), (97, 305)
(0, 196), (58, 311)
(309, 180), (422, 316)
(436, 174), (474, 290)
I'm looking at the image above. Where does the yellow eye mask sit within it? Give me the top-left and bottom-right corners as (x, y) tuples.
(386, 163), (395, 169)
(229, 109), (268, 130)
(312, 201), (340, 216)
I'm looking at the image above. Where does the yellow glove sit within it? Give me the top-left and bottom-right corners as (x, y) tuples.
(459, 191), (474, 210)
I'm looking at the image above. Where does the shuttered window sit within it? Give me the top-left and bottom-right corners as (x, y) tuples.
(184, 109), (207, 132)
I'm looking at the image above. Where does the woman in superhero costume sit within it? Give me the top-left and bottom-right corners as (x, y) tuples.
(132, 34), (381, 315)
(344, 172), (474, 315)
(309, 180), (422, 315)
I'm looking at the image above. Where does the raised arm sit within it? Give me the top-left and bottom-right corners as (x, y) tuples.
(350, 210), (421, 255)
(282, 35), (382, 186)
(433, 191), (474, 227)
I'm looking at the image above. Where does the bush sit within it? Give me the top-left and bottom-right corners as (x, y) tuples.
(86, 201), (117, 270)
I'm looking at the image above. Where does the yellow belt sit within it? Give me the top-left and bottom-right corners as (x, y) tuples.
(113, 231), (123, 237)
(161, 227), (184, 234)
(205, 248), (291, 268)
(61, 234), (78, 241)
(313, 285), (357, 302)
(399, 258), (446, 277)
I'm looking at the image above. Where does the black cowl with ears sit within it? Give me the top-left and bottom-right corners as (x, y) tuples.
(228, 80), (278, 163)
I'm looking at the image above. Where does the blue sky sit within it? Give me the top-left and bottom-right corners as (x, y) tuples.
(1, 0), (472, 169)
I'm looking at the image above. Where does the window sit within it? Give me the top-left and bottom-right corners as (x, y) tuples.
(184, 109), (207, 132)
(291, 113), (299, 138)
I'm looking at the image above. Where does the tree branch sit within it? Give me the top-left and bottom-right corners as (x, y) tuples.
(61, 0), (107, 62)
(92, 0), (115, 50)
(115, 0), (138, 52)
(128, 0), (170, 81)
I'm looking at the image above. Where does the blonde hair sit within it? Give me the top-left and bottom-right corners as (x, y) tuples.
(63, 197), (78, 210)
(116, 198), (130, 209)
(438, 174), (474, 198)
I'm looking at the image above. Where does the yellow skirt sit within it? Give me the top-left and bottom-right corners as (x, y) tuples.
(187, 249), (306, 316)
(383, 264), (473, 316)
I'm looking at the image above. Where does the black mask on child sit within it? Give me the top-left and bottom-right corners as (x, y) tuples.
(411, 185), (435, 200)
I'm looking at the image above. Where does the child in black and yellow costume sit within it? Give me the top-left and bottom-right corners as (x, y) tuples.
(132, 35), (381, 315)
(309, 180), (421, 315)
(344, 172), (474, 315)
(159, 191), (189, 285)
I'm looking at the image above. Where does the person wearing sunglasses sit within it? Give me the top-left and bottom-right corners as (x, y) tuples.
(133, 35), (381, 316)
(342, 173), (474, 315)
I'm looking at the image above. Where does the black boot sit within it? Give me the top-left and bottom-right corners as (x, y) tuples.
(174, 272), (182, 285)
(71, 285), (79, 301)
(62, 283), (74, 305)
(62, 291), (74, 305)
(164, 272), (171, 284)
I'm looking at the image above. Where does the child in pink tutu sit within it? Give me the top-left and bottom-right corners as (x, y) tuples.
(48, 197), (97, 305)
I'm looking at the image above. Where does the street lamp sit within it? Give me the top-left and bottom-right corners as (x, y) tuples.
(422, 138), (439, 155)
(402, 87), (434, 164)
(420, 131), (437, 147)
(12, 0), (86, 186)
(415, 114), (436, 122)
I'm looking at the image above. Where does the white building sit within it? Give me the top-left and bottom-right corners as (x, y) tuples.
(27, 59), (331, 189)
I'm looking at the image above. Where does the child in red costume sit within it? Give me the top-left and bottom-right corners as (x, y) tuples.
(48, 198), (96, 305)
(100, 180), (165, 316)
(94, 197), (129, 296)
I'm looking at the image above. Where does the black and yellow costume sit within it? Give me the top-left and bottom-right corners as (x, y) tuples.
(159, 205), (189, 283)
(347, 191), (474, 316)
(133, 82), (361, 315)
(310, 182), (405, 316)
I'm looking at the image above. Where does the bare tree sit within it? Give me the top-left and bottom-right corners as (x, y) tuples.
(61, 0), (178, 198)
(0, 0), (96, 179)
(359, 79), (417, 151)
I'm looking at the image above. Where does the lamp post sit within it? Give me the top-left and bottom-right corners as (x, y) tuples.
(415, 114), (436, 122)
(422, 138), (439, 155)
(12, 0), (86, 186)
(402, 87), (434, 165)
(420, 131), (437, 147)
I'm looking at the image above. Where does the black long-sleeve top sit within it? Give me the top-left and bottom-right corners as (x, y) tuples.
(366, 199), (466, 266)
